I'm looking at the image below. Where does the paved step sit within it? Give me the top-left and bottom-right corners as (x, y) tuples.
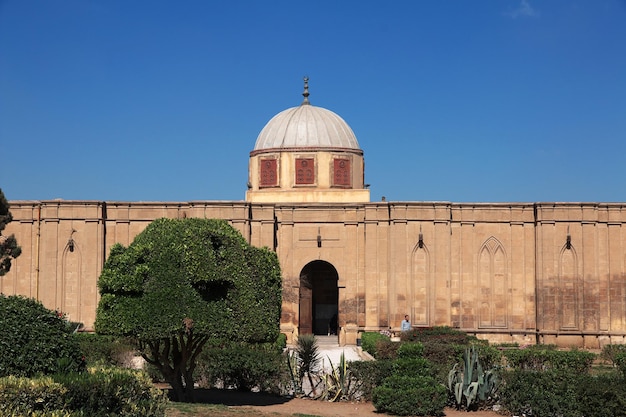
(315, 335), (339, 347)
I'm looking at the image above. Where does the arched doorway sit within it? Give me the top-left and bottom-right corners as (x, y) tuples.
(299, 260), (339, 336)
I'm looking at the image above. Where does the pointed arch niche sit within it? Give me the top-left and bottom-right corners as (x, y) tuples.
(478, 237), (508, 328)
(559, 242), (579, 330)
(411, 238), (431, 326)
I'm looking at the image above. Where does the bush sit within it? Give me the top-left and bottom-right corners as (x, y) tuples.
(373, 375), (447, 416)
(360, 332), (390, 357)
(0, 375), (67, 415)
(0, 368), (167, 417)
(576, 373), (626, 417)
(615, 352), (626, 377)
(75, 333), (137, 367)
(195, 341), (287, 393)
(503, 347), (595, 373)
(375, 339), (401, 360)
(393, 357), (433, 378)
(601, 344), (626, 365)
(0, 294), (85, 377)
(400, 326), (475, 345)
(349, 360), (394, 401)
(397, 342), (425, 358)
(54, 367), (168, 417)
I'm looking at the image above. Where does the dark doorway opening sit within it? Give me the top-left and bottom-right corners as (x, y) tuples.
(299, 260), (339, 336)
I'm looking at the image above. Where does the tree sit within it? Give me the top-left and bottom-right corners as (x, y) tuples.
(94, 218), (282, 402)
(0, 188), (21, 276)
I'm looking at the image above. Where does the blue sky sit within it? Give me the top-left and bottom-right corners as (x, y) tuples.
(1, 1), (625, 203)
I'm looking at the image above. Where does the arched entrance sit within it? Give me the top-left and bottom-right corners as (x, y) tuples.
(299, 260), (339, 336)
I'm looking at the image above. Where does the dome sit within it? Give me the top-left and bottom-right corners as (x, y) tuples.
(253, 79), (360, 151)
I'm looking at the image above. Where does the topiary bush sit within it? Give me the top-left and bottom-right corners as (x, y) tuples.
(0, 294), (85, 377)
(373, 375), (447, 416)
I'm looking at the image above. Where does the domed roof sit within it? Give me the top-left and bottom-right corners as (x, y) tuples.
(253, 78), (360, 151)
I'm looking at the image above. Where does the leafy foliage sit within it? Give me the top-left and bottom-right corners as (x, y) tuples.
(195, 340), (287, 393)
(0, 368), (168, 417)
(0, 188), (21, 276)
(53, 367), (168, 416)
(0, 294), (85, 377)
(502, 346), (596, 373)
(94, 218), (282, 401)
(75, 333), (137, 367)
(294, 334), (321, 397)
(319, 352), (362, 402)
(360, 331), (390, 357)
(348, 359), (394, 401)
(400, 326), (476, 345)
(373, 375), (447, 416)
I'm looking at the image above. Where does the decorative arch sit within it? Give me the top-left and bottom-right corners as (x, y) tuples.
(559, 241), (579, 330)
(61, 240), (82, 324)
(411, 238), (431, 326)
(478, 237), (508, 328)
(298, 260), (339, 336)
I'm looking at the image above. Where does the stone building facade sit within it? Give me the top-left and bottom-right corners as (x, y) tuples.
(4, 81), (626, 348)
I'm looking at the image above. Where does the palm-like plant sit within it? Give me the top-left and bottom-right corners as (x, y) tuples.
(296, 334), (321, 396)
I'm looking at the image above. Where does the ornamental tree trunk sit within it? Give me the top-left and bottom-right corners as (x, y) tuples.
(142, 329), (208, 403)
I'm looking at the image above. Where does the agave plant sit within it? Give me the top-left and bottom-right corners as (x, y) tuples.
(447, 345), (498, 410)
(320, 351), (362, 402)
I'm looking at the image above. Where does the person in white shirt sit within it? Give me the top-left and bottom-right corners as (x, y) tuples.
(401, 314), (411, 332)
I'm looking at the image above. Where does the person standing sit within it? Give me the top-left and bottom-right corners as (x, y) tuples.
(401, 314), (411, 332)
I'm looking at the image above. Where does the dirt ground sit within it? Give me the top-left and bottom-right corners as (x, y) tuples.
(173, 388), (502, 417)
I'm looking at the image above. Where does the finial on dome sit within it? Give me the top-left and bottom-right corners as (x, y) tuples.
(301, 76), (310, 105)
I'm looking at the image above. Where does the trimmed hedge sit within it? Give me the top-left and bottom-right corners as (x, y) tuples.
(373, 375), (447, 416)
(195, 341), (287, 393)
(0, 368), (167, 417)
(500, 369), (626, 417)
(502, 346), (596, 373)
(349, 359), (394, 401)
(360, 332), (390, 357)
(0, 294), (85, 377)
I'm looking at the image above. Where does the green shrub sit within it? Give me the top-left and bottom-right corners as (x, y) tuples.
(400, 326), (475, 345)
(500, 369), (582, 417)
(360, 332), (389, 356)
(54, 367), (168, 417)
(397, 342), (425, 358)
(393, 357), (433, 378)
(601, 344), (626, 365)
(348, 359), (394, 401)
(503, 347), (595, 373)
(0, 294), (85, 377)
(614, 352), (626, 377)
(0, 375), (67, 415)
(576, 373), (626, 417)
(195, 341), (287, 393)
(375, 338), (401, 360)
(0, 368), (167, 417)
(421, 340), (466, 384)
(373, 375), (447, 416)
(75, 333), (137, 367)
